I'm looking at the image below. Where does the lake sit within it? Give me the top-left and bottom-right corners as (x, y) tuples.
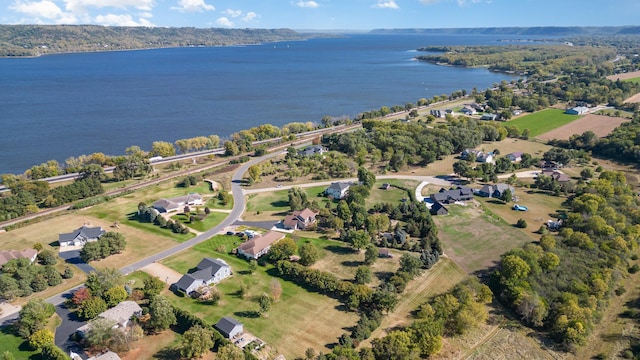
(0, 33), (524, 175)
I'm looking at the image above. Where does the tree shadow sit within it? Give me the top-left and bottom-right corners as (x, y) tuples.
(234, 310), (260, 319)
(325, 245), (353, 255)
(341, 260), (360, 268)
(270, 200), (289, 208)
(153, 346), (181, 360)
(374, 271), (394, 282)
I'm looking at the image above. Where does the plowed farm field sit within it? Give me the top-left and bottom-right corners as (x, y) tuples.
(537, 114), (629, 140)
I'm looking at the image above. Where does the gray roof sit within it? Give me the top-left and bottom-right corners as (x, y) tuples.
(58, 226), (105, 242)
(215, 316), (242, 335)
(176, 258), (230, 292)
(327, 182), (350, 191)
(99, 301), (142, 325)
(298, 145), (325, 157)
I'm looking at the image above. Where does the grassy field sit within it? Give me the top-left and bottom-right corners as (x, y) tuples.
(594, 108), (634, 119)
(362, 258), (467, 347)
(365, 180), (417, 209)
(170, 211), (228, 232)
(244, 185), (330, 221)
(506, 108), (581, 137)
(160, 235), (359, 359)
(433, 201), (535, 274)
(0, 326), (39, 359)
(624, 76), (640, 84)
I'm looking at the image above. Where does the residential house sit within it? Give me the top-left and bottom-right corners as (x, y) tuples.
(237, 231), (285, 260)
(429, 201), (449, 216)
(430, 109), (445, 118)
(460, 149), (481, 160)
(0, 249), (38, 267)
(476, 152), (494, 163)
(480, 113), (498, 121)
(174, 258), (232, 295)
(395, 230), (408, 245)
(565, 106), (589, 115)
(506, 152), (523, 162)
(541, 169), (571, 182)
(77, 301), (143, 337)
(478, 184), (515, 198)
(470, 103), (485, 112)
(512, 109), (522, 116)
(283, 208), (318, 230)
(429, 186), (473, 204)
(539, 160), (562, 169)
(58, 226), (105, 247)
(152, 193), (203, 213)
(215, 317), (244, 339)
(460, 106), (476, 115)
(325, 182), (350, 200)
(378, 248), (392, 258)
(298, 145), (326, 157)
(381, 183), (391, 190)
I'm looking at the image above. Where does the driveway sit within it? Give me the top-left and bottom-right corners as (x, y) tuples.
(58, 250), (96, 274)
(140, 263), (183, 285)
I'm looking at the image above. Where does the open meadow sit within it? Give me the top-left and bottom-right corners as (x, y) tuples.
(507, 109), (581, 138)
(244, 185), (329, 221)
(537, 114), (630, 141)
(160, 235), (359, 359)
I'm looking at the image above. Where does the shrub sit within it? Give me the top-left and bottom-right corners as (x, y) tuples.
(516, 218), (527, 228)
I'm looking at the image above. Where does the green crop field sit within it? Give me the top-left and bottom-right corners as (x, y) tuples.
(507, 108), (581, 137)
(624, 76), (640, 84)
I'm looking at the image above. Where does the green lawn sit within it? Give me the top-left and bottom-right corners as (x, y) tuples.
(170, 211), (228, 232)
(624, 76), (640, 84)
(245, 185), (331, 214)
(160, 235), (359, 359)
(365, 180), (417, 209)
(507, 108), (581, 137)
(0, 326), (39, 359)
(207, 196), (233, 210)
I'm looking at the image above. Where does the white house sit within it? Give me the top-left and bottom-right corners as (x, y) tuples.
(565, 106), (589, 115)
(58, 226), (105, 247)
(476, 152), (494, 163)
(152, 193), (203, 213)
(215, 317), (244, 339)
(506, 152), (523, 162)
(174, 258), (232, 295)
(325, 182), (350, 200)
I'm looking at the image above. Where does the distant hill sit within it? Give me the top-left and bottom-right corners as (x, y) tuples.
(370, 26), (640, 36)
(0, 25), (312, 57)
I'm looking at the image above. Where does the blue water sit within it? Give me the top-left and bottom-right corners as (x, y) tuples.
(0, 33), (523, 175)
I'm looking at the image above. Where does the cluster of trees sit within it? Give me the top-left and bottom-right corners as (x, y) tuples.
(0, 176), (104, 220)
(80, 232), (126, 262)
(491, 171), (640, 351)
(136, 202), (190, 234)
(0, 255), (69, 300)
(176, 175), (200, 188)
(274, 147), (356, 182)
(14, 298), (65, 356)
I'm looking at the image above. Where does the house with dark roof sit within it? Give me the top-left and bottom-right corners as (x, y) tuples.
(506, 152), (523, 162)
(215, 317), (244, 339)
(480, 113), (498, 121)
(476, 152), (494, 163)
(460, 149), (481, 160)
(152, 193), (203, 213)
(58, 226), (105, 247)
(430, 109), (445, 118)
(541, 169), (571, 182)
(237, 231), (285, 260)
(175, 258), (231, 295)
(325, 182), (350, 200)
(429, 186), (473, 204)
(478, 184), (515, 198)
(378, 248), (392, 258)
(460, 106), (476, 115)
(429, 201), (449, 216)
(298, 145), (326, 157)
(283, 208), (318, 230)
(0, 249), (38, 267)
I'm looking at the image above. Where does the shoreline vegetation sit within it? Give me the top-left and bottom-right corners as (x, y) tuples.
(0, 25), (320, 57)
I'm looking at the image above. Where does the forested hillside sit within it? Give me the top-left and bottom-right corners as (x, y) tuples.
(0, 25), (311, 56)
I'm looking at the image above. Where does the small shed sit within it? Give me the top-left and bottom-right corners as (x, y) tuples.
(378, 248), (392, 258)
(429, 201), (449, 216)
(215, 316), (244, 339)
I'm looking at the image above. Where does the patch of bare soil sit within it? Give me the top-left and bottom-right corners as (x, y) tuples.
(537, 114), (629, 141)
(606, 71), (640, 81)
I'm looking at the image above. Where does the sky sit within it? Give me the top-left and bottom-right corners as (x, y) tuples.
(2, 0), (639, 30)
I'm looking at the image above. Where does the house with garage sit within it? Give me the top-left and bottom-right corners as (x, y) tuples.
(174, 258), (232, 295)
(152, 193), (203, 213)
(237, 231), (285, 260)
(480, 113), (498, 121)
(283, 208), (318, 230)
(77, 301), (143, 337)
(460, 106), (476, 115)
(541, 169), (571, 182)
(430, 109), (445, 118)
(506, 152), (523, 162)
(58, 226), (105, 247)
(478, 183), (515, 198)
(325, 182), (350, 200)
(476, 152), (494, 163)
(429, 186), (473, 204)
(298, 145), (326, 157)
(215, 317), (244, 339)
(565, 106), (589, 115)
(429, 201), (449, 216)
(0, 249), (38, 267)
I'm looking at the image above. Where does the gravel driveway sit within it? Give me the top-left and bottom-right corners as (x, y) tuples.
(140, 262), (183, 285)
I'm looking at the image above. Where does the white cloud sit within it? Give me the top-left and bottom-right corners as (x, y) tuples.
(216, 17), (233, 27)
(94, 13), (153, 26)
(420, 0), (441, 4)
(170, 0), (214, 12)
(222, 8), (242, 17)
(242, 11), (258, 22)
(372, 0), (399, 9)
(139, 11), (152, 18)
(295, 1), (319, 8)
(64, 0), (155, 13)
(10, 0), (78, 23)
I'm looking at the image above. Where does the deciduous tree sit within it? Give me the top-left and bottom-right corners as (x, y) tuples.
(180, 325), (214, 359)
